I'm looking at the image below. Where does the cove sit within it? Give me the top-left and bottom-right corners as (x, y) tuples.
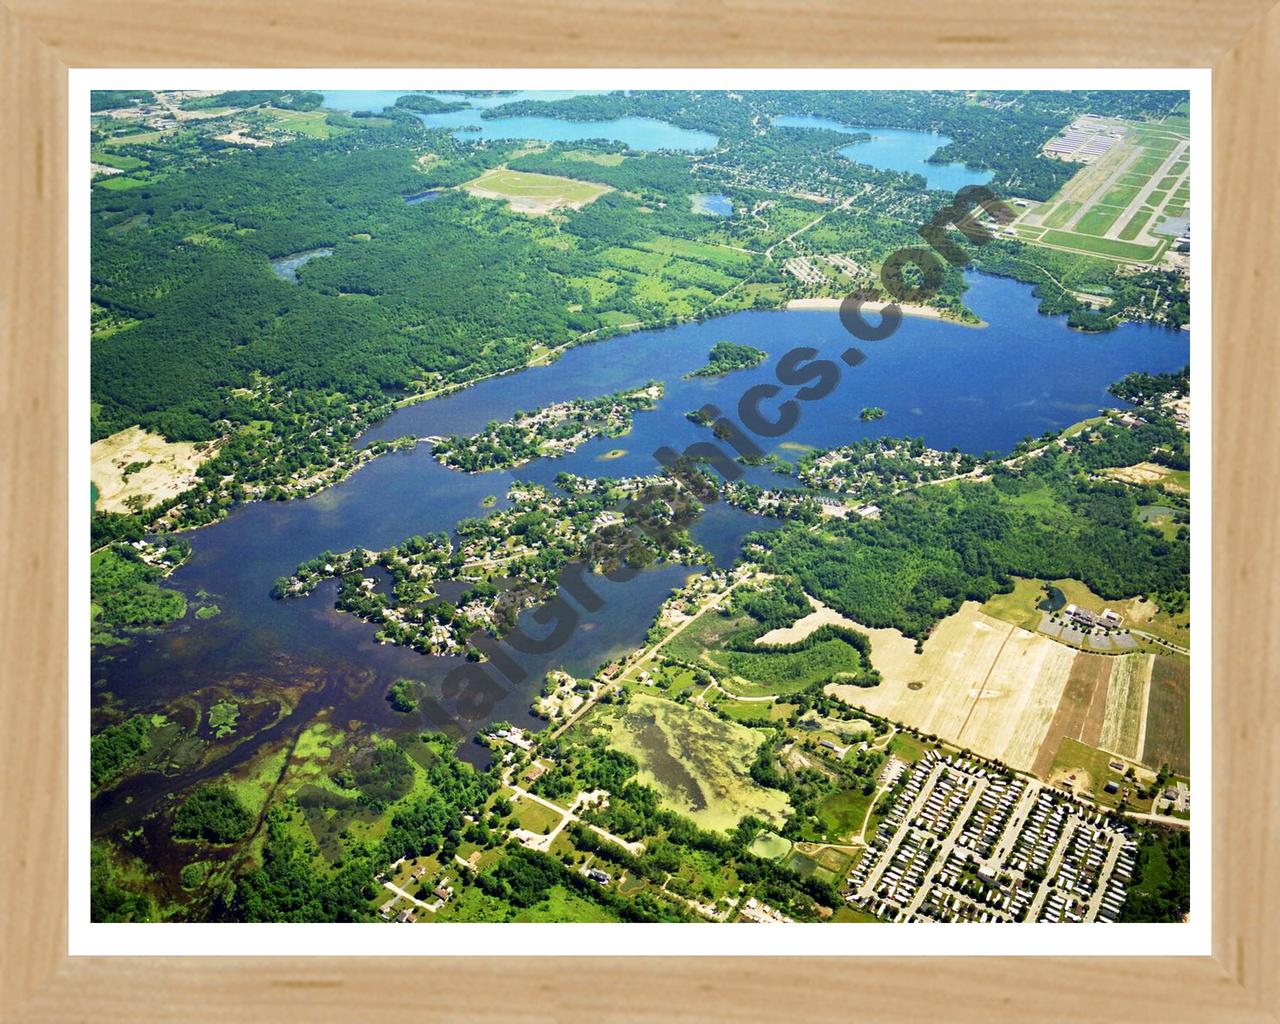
(773, 114), (993, 192)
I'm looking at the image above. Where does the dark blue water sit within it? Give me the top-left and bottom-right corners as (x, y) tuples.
(362, 273), (1187, 464)
(692, 193), (733, 216)
(773, 115), (993, 192)
(403, 189), (442, 205)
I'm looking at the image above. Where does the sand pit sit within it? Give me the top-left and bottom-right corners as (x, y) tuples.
(756, 596), (863, 646)
(91, 425), (217, 513)
(1103, 462), (1188, 494)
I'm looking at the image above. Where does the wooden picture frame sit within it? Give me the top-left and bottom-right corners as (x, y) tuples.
(2, 2), (1276, 1018)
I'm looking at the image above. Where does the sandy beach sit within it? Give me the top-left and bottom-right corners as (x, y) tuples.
(786, 296), (985, 327)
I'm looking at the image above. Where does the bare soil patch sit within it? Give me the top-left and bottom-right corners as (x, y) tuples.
(91, 425), (217, 513)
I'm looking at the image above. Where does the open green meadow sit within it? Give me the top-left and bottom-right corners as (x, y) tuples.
(464, 167), (611, 213)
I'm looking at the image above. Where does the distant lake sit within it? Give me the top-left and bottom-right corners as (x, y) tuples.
(403, 188), (441, 205)
(320, 90), (716, 152)
(692, 193), (733, 216)
(773, 115), (993, 192)
(269, 247), (333, 283)
(320, 90), (602, 113)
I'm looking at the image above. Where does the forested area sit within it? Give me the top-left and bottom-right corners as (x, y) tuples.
(91, 90), (152, 112)
(90, 714), (153, 791)
(686, 341), (767, 378)
(1119, 826), (1191, 922)
(91, 543), (189, 641)
(91, 843), (156, 922)
(231, 733), (493, 922)
(181, 90), (323, 111)
(171, 785), (254, 844)
(751, 451), (1190, 639)
(1109, 366), (1190, 406)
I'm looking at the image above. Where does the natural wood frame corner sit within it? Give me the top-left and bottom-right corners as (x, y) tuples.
(2, 2), (1276, 1019)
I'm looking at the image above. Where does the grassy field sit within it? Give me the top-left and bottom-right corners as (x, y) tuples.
(599, 692), (791, 832)
(1118, 209), (1155, 241)
(636, 236), (755, 270)
(981, 578), (1051, 631)
(1075, 206), (1125, 236)
(817, 788), (877, 840)
(715, 637), (866, 697)
(463, 167), (611, 215)
(832, 905), (884, 923)
(1043, 200), (1081, 229)
(511, 795), (564, 835)
(1038, 229), (1164, 262)
(260, 107), (335, 139)
(1048, 737), (1149, 810)
(1142, 656), (1190, 774)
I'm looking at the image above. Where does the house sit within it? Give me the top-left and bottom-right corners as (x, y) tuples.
(586, 868), (612, 884)
(433, 886), (453, 902)
(1063, 604), (1101, 629)
(524, 762), (547, 783)
(1104, 781), (1120, 795)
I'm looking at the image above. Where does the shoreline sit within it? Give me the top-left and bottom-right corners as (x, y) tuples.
(785, 297), (987, 328)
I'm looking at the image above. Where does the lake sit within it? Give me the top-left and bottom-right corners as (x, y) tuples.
(92, 272), (1187, 819)
(773, 114), (993, 192)
(692, 193), (733, 216)
(319, 90), (717, 152)
(269, 247), (333, 283)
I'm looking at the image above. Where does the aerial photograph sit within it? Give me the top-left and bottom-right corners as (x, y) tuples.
(88, 86), (1193, 927)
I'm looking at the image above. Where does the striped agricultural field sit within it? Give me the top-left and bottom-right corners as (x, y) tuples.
(1098, 653), (1153, 761)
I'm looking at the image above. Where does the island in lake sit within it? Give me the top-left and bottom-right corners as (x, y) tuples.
(685, 341), (767, 378)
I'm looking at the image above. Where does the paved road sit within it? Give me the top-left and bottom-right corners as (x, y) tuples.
(903, 777), (989, 920)
(506, 779), (645, 856)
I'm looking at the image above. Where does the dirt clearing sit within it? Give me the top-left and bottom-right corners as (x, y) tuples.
(91, 425), (217, 513)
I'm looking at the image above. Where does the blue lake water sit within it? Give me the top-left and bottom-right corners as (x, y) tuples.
(320, 90), (601, 113)
(773, 114), (993, 192)
(269, 247), (333, 283)
(408, 109), (716, 151)
(319, 89), (716, 151)
(403, 188), (442, 205)
(692, 193), (733, 216)
(93, 272), (1187, 785)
